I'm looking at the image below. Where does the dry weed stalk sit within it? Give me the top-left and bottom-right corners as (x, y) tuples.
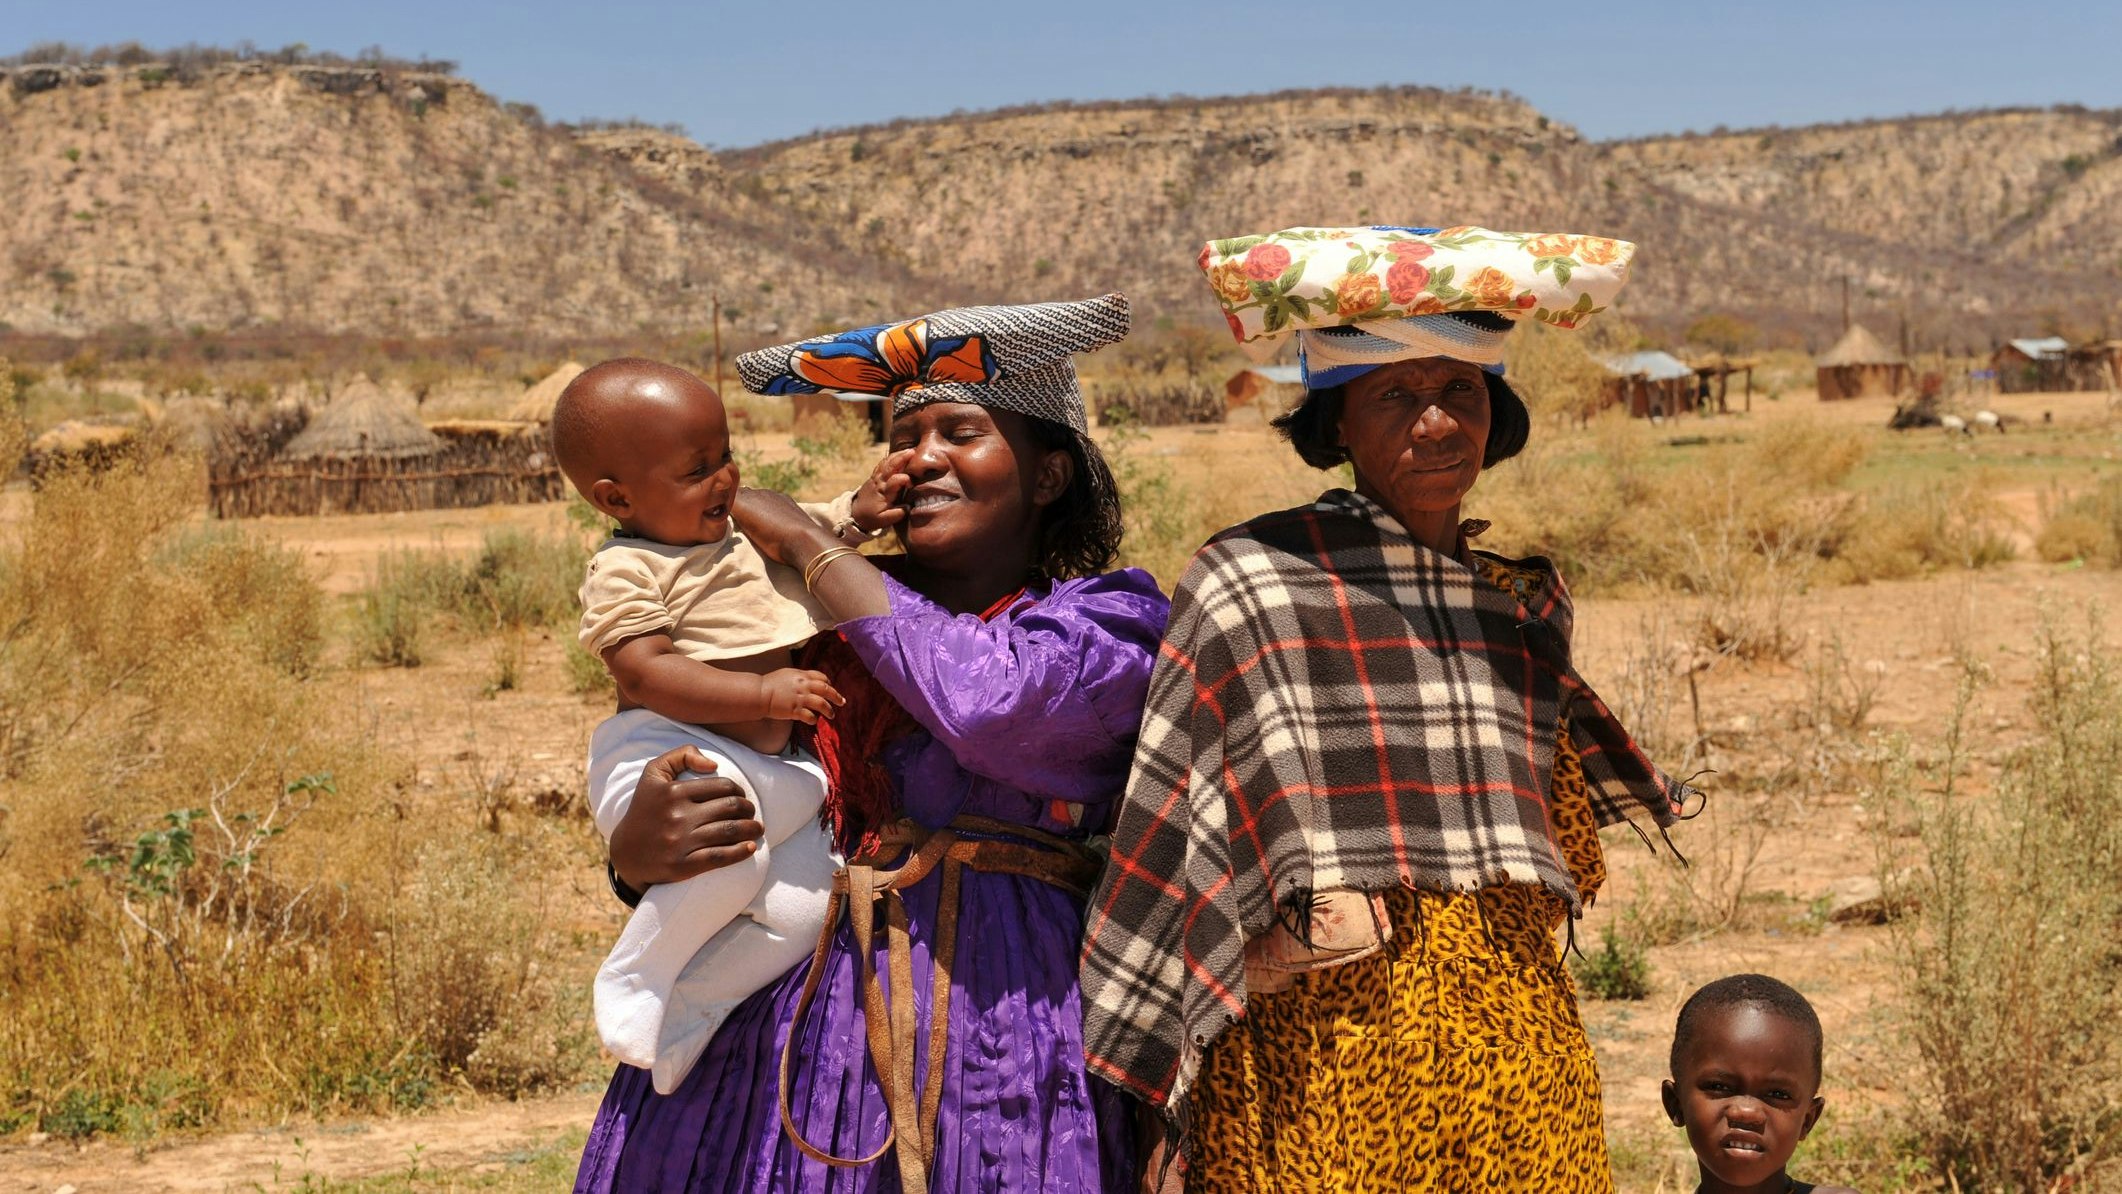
(1876, 611), (2122, 1188)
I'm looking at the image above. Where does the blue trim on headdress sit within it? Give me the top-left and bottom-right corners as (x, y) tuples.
(1297, 341), (1509, 392)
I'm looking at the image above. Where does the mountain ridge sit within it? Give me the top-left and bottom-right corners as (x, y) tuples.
(4, 57), (2117, 350)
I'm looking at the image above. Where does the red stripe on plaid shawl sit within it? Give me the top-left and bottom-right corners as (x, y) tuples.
(1300, 511), (1410, 880)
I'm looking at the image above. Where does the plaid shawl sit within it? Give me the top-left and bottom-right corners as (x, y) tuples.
(1080, 489), (1692, 1109)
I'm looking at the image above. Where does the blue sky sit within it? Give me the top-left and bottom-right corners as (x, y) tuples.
(5, 1), (2117, 147)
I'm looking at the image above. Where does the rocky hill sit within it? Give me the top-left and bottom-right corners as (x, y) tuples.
(725, 94), (2122, 347)
(0, 61), (930, 341)
(4, 59), (2118, 349)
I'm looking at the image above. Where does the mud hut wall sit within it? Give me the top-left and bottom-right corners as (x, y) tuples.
(1606, 375), (1692, 418)
(1817, 362), (1905, 401)
(208, 424), (563, 517)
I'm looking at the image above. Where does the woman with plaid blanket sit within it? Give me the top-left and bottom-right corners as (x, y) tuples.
(1081, 227), (1696, 1192)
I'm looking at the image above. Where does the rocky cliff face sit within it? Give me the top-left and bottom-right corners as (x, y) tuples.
(5, 63), (2117, 346)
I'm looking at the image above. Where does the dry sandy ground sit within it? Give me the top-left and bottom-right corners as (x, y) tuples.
(0, 1093), (600, 1192)
(1, 390), (2117, 1191)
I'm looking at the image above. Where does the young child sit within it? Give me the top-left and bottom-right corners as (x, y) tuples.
(551, 358), (893, 1094)
(1663, 973), (1860, 1194)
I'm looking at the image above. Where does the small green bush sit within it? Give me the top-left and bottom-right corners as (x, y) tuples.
(566, 638), (615, 697)
(464, 528), (582, 630)
(1569, 926), (1652, 1001)
(353, 550), (442, 667)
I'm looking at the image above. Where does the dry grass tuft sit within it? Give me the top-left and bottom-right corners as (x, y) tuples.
(2036, 475), (2122, 567)
(0, 459), (597, 1139)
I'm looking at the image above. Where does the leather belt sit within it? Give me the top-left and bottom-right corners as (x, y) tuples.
(777, 814), (1101, 1189)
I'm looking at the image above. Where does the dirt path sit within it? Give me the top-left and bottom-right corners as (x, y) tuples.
(0, 1092), (601, 1192)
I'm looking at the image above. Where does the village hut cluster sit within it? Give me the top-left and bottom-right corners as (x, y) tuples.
(1991, 336), (2121, 393)
(204, 369), (573, 517)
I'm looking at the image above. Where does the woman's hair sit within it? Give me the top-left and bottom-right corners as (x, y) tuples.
(1025, 416), (1125, 579)
(1272, 371), (1530, 471)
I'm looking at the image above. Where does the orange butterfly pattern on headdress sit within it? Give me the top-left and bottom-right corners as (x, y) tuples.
(777, 317), (996, 396)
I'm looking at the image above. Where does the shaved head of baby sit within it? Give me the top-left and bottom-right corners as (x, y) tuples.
(551, 358), (740, 546)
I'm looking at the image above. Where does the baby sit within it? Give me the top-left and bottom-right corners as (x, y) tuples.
(1664, 973), (1859, 1194)
(552, 358), (887, 1094)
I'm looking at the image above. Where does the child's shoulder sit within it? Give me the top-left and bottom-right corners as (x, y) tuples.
(592, 534), (690, 559)
(1794, 1182), (1860, 1194)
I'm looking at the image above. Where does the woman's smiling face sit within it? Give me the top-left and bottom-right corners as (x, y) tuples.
(1335, 357), (1490, 523)
(885, 402), (1068, 574)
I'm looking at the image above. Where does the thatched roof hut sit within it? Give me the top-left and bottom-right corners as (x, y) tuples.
(281, 377), (442, 461)
(510, 361), (586, 423)
(1815, 325), (1908, 400)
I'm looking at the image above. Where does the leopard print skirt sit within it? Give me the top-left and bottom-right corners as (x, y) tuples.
(1187, 727), (1613, 1194)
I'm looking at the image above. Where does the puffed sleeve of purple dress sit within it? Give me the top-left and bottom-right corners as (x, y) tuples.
(575, 566), (1171, 1194)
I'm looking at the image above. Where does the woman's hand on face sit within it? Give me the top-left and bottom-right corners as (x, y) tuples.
(732, 487), (840, 568)
(607, 746), (766, 890)
(848, 448), (915, 537)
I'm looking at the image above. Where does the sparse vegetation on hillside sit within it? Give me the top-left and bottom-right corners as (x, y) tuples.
(0, 58), (925, 340)
(1, 41), (458, 74)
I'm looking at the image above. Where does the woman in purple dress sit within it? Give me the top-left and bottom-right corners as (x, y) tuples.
(576, 295), (1167, 1193)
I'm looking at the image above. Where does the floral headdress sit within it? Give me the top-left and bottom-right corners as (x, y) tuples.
(1197, 226), (1635, 388)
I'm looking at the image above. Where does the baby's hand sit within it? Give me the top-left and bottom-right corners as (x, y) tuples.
(760, 668), (846, 724)
(849, 448), (915, 536)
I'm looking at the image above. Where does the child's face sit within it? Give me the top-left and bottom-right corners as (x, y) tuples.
(1661, 1004), (1825, 1193)
(603, 383), (738, 546)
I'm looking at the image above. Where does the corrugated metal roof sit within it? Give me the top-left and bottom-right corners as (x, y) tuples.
(2006, 337), (2069, 360)
(1603, 351), (1695, 382)
(1237, 364), (1306, 384)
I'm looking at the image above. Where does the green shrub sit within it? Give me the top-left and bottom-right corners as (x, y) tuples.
(1570, 926), (1652, 1001)
(464, 528), (583, 630)
(741, 445), (819, 497)
(790, 405), (874, 464)
(1100, 409), (1201, 589)
(566, 637), (615, 697)
(354, 553), (436, 667)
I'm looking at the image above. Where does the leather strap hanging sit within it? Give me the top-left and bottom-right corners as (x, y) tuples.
(777, 814), (1100, 1186)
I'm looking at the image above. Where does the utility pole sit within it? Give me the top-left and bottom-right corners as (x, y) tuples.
(1840, 276), (1851, 335)
(711, 293), (725, 395)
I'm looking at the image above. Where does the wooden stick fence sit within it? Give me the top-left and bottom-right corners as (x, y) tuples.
(208, 422), (563, 517)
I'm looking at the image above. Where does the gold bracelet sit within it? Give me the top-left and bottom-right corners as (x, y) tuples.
(802, 545), (862, 591)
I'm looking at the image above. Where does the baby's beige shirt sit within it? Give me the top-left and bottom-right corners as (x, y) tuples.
(578, 495), (854, 663)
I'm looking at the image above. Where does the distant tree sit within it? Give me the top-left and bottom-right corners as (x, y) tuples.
(1684, 312), (1759, 356)
(1505, 319), (1613, 426)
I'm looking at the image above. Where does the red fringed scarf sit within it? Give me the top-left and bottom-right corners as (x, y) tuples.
(799, 586), (1029, 856)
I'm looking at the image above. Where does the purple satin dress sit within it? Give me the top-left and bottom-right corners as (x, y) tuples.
(576, 568), (1170, 1193)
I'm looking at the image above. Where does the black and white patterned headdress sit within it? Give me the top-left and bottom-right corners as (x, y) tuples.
(734, 294), (1131, 435)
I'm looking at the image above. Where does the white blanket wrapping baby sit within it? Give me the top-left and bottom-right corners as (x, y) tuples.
(586, 709), (837, 1094)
